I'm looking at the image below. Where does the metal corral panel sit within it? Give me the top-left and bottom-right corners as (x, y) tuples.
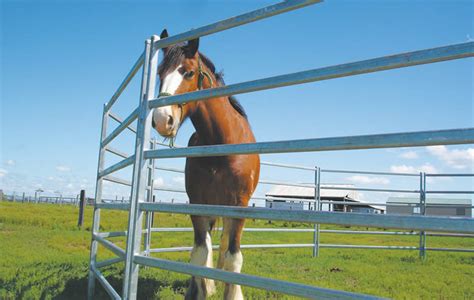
(387, 197), (472, 217)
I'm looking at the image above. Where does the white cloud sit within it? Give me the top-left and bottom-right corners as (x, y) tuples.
(390, 163), (438, 174)
(172, 176), (185, 185)
(0, 169), (8, 177)
(346, 175), (390, 185)
(5, 160), (15, 166)
(153, 177), (164, 187)
(426, 146), (474, 169)
(56, 165), (71, 172)
(399, 151), (418, 159)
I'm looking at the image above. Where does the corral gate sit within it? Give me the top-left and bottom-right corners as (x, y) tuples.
(87, 1), (474, 299)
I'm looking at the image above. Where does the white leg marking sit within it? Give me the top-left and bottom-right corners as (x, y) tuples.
(190, 232), (216, 298)
(223, 251), (244, 300)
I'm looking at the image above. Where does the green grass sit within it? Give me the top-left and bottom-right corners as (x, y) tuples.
(0, 201), (473, 299)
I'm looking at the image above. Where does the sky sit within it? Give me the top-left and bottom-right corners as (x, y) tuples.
(1, 0), (473, 206)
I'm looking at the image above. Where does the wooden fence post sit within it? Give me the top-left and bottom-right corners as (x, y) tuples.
(78, 190), (86, 228)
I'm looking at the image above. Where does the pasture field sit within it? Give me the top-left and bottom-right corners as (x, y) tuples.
(0, 201), (473, 299)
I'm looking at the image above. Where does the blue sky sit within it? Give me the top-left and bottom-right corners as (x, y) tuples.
(1, 0), (473, 205)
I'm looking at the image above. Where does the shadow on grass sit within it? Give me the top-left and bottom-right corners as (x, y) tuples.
(53, 275), (187, 300)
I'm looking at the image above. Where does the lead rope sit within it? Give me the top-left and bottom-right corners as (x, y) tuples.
(158, 56), (213, 148)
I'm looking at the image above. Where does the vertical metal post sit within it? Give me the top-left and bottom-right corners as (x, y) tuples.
(87, 103), (109, 299)
(78, 190), (86, 228)
(420, 172), (426, 259)
(144, 139), (156, 256)
(312, 166), (321, 257)
(122, 35), (159, 300)
(419, 172), (427, 259)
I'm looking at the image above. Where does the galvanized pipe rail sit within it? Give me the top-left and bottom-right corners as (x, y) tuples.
(149, 42), (474, 109)
(87, 0), (474, 298)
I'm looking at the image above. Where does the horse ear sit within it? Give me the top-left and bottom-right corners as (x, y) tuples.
(184, 38), (199, 58)
(160, 29), (169, 55)
(160, 29), (168, 39)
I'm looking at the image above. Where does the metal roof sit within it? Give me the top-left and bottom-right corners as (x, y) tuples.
(387, 197), (472, 205)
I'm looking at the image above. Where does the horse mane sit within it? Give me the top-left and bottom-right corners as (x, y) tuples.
(158, 45), (247, 119)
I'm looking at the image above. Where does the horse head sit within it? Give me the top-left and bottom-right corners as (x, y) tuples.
(152, 29), (214, 138)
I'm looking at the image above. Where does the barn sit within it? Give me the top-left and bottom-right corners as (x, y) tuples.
(265, 184), (385, 214)
(386, 197), (472, 217)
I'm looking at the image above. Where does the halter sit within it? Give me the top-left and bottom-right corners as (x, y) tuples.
(157, 56), (213, 147)
(157, 56), (213, 106)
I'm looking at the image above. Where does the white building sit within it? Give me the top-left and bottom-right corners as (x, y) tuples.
(265, 184), (385, 214)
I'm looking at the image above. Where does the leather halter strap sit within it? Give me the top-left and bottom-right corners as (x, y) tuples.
(158, 56), (212, 101)
(157, 56), (213, 127)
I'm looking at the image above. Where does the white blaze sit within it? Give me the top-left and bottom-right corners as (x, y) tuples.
(153, 65), (183, 132)
(160, 64), (183, 96)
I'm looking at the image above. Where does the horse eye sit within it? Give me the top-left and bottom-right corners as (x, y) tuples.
(184, 71), (195, 79)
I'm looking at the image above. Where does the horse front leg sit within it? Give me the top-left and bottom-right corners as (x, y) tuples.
(220, 218), (245, 300)
(185, 216), (216, 300)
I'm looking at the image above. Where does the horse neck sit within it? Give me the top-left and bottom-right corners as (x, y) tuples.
(189, 71), (250, 145)
(191, 95), (248, 145)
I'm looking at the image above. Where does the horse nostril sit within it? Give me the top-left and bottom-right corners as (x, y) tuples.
(167, 115), (174, 127)
(152, 118), (156, 129)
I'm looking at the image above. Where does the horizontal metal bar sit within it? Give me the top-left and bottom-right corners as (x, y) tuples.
(321, 244), (418, 250)
(322, 169), (419, 177)
(104, 52), (144, 112)
(150, 227), (474, 237)
(322, 185), (419, 194)
(108, 112), (137, 134)
(425, 173), (474, 177)
(149, 42), (473, 109)
(102, 107), (139, 147)
(426, 190), (474, 194)
(426, 232), (474, 238)
(150, 244), (316, 253)
(134, 255), (379, 299)
(260, 179), (314, 188)
(93, 234), (126, 258)
(320, 200), (392, 206)
(425, 204), (474, 208)
(91, 265), (121, 300)
(96, 202), (130, 211)
(262, 182), (420, 194)
(154, 166), (184, 173)
(96, 257), (124, 268)
(254, 195), (315, 203)
(103, 175), (132, 187)
(151, 227), (316, 233)
(152, 187), (187, 193)
(97, 231), (127, 238)
(261, 161), (315, 171)
(152, 0), (322, 50)
(105, 146), (130, 159)
(150, 244), (473, 254)
(425, 247), (474, 253)
(321, 229), (418, 235)
(145, 128), (474, 159)
(139, 203), (474, 233)
(99, 155), (135, 178)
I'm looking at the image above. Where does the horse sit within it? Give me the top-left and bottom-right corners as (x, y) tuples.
(151, 29), (260, 300)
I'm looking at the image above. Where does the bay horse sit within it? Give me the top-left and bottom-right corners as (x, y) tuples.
(151, 29), (260, 300)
